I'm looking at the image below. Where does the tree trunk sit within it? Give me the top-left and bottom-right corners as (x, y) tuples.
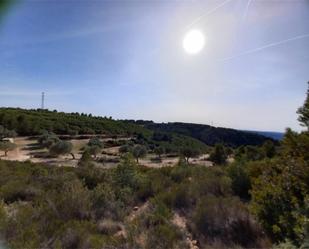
(4, 150), (7, 156)
(70, 153), (75, 160)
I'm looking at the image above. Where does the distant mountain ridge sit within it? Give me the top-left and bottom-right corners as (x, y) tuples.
(244, 130), (284, 140)
(128, 121), (275, 147)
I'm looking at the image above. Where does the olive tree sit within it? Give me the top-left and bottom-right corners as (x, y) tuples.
(180, 147), (200, 164)
(86, 145), (101, 158)
(49, 140), (74, 159)
(119, 144), (131, 154)
(0, 141), (17, 156)
(154, 146), (165, 159)
(132, 145), (147, 163)
(86, 137), (104, 158)
(88, 137), (103, 148)
(38, 131), (60, 148)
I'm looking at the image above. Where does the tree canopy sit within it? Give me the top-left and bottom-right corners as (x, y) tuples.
(0, 141), (16, 156)
(132, 145), (147, 163)
(209, 144), (227, 165)
(49, 140), (73, 158)
(297, 82), (309, 130)
(180, 147), (200, 164)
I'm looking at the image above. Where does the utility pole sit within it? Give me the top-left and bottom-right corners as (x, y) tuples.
(41, 92), (45, 109)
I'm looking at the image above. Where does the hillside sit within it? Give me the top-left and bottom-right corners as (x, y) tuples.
(247, 130), (284, 140)
(0, 108), (143, 136)
(0, 108), (272, 148)
(0, 108), (208, 153)
(139, 122), (274, 147)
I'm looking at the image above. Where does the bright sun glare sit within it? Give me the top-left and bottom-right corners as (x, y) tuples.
(183, 30), (205, 55)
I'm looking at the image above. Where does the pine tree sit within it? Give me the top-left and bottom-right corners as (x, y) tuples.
(297, 82), (309, 130)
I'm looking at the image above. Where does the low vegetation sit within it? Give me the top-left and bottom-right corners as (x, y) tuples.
(0, 157), (269, 249)
(0, 83), (308, 248)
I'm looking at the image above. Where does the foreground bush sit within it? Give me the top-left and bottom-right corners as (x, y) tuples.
(0, 158), (270, 248)
(191, 196), (267, 248)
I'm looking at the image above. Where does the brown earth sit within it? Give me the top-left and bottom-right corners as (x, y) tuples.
(1, 136), (213, 168)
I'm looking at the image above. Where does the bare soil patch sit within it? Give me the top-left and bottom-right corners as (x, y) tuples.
(1, 136), (213, 169)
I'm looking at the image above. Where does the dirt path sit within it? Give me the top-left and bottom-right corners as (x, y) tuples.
(2, 137), (32, 161)
(172, 212), (199, 249)
(126, 202), (199, 249)
(127, 201), (150, 222)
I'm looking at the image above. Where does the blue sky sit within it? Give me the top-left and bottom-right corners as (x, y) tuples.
(0, 0), (308, 132)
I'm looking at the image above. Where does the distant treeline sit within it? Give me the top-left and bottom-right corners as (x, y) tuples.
(124, 120), (274, 147)
(0, 108), (272, 148)
(0, 108), (143, 136)
(247, 130), (284, 140)
(0, 108), (207, 153)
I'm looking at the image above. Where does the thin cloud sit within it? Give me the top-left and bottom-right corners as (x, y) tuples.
(243, 0), (253, 21)
(219, 33), (309, 62)
(186, 0), (233, 29)
(1, 22), (138, 47)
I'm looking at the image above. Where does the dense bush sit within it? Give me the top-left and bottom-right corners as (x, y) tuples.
(0, 125), (16, 139)
(0, 156), (271, 248)
(250, 158), (309, 244)
(249, 83), (309, 247)
(227, 161), (251, 199)
(191, 196), (266, 248)
(209, 143), (227, 165)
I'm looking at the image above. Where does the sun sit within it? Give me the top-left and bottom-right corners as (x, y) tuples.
(183, 30), (205, 55)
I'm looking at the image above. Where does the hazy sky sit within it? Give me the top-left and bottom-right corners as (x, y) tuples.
(0, 0), (308, 132)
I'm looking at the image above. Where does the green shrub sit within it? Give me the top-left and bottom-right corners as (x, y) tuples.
(119, 144), (131, 154)
(191, 196), (264, 247)
(190, 167), (232, 197)
(209, 143), (227, 165)
(162, 183), (190, 209)
(227, 162), (251, 200)
(91, 183), (122, 220)
(88, 137), (103, 148)
(146, 223), (184, 249)
(0, 180), (36, 203)
(170, 164), (190, 183)
(43, 180), (91, 221)
(135, 174), (153, 201)
(272, 240), (298, 249)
